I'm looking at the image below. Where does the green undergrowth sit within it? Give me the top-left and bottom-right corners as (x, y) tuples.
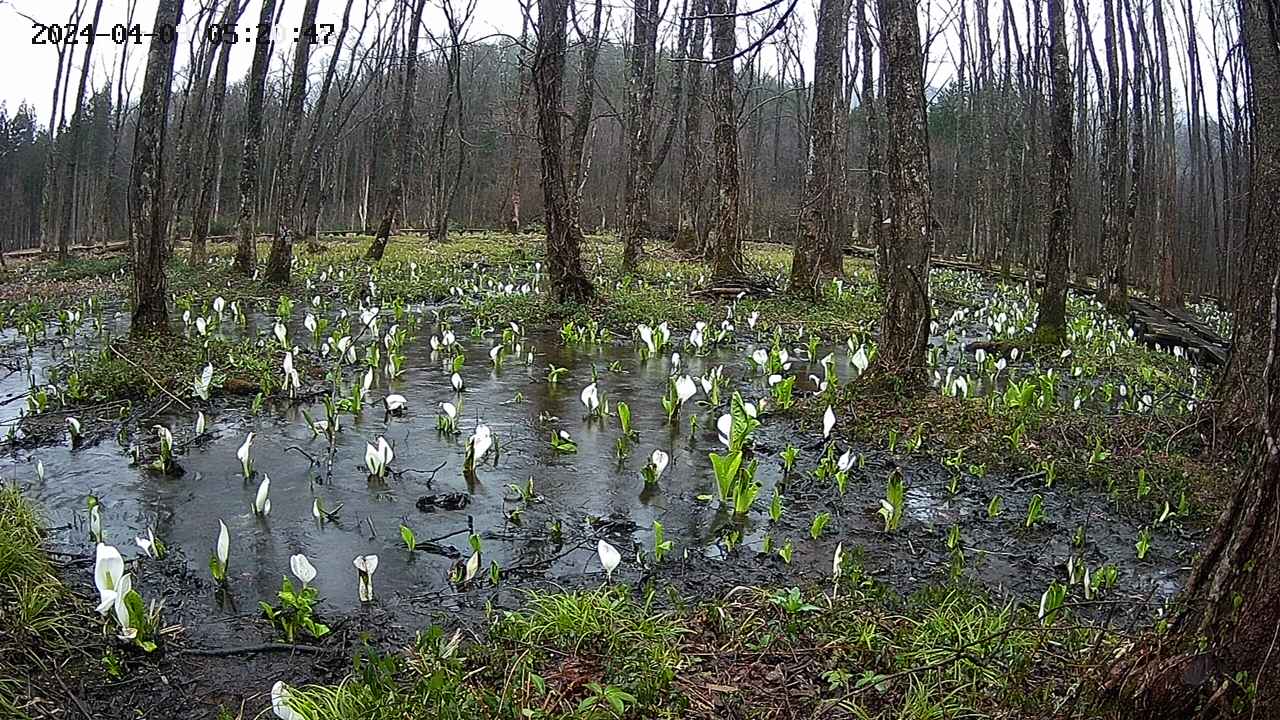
(264, 571), (1120, 720)
(0, 485), (81, 719)
(829, 380), (1231, 523)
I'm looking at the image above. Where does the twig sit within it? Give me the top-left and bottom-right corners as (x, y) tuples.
(179, 643), (327, 657)
(109, 345), (192, 411)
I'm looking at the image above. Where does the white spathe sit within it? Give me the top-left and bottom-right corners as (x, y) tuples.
(597, 540), (621, 580)
(93, 543), (125, 615)
(290, 554), (317, 586)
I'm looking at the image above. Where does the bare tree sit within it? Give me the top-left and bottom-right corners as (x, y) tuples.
(875, 0), (932, 378)
(675, 1), (710, 254)
(54, 0), (106, 262)
(621, 0), (662, 271)
(129, 0), (185, 334)
(367, 0), (430, 261)
(189, 0), (245, 265)
(264, 0), (322, 282)
(532, 0), (595, 302)
(1034, 0), (1073, 344)
(708, 0), (746, 283)
(231, 0), (280, 275)
(1216, 0), (1280, 437)
(788, 0), (852, 299)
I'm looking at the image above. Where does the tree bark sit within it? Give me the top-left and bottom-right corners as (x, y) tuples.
(264, 0), (321, 283)
(1034, 0), (1073, 345)
(875, 0), (932, 380)
(1216, 0), (1280, 439)
(788, 0), (852, 299)
(859, 0), (885, 290)
(366, 0), (429, 261)
(621, 0), (661, 271)
(533, 0), (595, 303)
(55, 0), (105, 264)
(190, 0), (244, 266)
(1097, 0), (1131, 313)
(128, 0), (185, 335)
(232, 0), (279, 275)
(708, 0), (746, 283)
(674, 0), (708, 254)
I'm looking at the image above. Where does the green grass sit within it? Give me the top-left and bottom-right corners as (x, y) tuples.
(0, 485), (76, 720)
(270, 571), (1120, 720)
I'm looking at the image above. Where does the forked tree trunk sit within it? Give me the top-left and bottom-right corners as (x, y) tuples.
(232, 0), (278, 275)
(708, 0), (746, 283)
(1034, 0), (1072, 344)
(1216, 0), (1280, 439)
(190, 0), (242, 266)
(366, 0), (428, 261)
(788, 0), (852, 300)
(264, 0), (321, 283)
(876, 0), (932, 380)
(129, 0), (184, 335)
(621, 0), (661, 271)
(533, 0), (594, 303)
(674, 0), (708, 255)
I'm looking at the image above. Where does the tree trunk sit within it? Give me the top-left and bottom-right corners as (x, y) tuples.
(366, 0), (428, 261)
(190, 0), (242, 266)
(232, 0), (278, 275)
(1034, 0), (1073, 345)
(129, 0), (184, 335)
(709, 0), (746, 283)
(533, 0), (595, 303)
(621, 0), (662, 272)
(1098, 0), (1131, 312)
(674, 0), (708, 254)
(788, 0), (852, 299)
(264, 0), (320, 283)
(859, 0), (885, 290)
(875, 0), (932, 379)
(1216, 0), (1280, 439)
(1152, 0), (1179, 307)
(56, 0), (105, 264)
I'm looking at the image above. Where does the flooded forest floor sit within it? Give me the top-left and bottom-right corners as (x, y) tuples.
(0, 233), (1241, 720)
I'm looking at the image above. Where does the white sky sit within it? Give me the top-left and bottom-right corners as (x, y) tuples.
(0, 0), (1232, 129)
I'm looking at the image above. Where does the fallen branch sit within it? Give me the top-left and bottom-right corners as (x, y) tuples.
(179, 642), (327, 657)
(109, 345), (192, 411)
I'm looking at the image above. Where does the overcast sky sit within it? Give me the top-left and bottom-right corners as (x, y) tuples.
(0, 0), (1233, 128)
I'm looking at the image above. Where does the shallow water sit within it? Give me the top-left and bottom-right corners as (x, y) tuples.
(1, 308), (1199, 628)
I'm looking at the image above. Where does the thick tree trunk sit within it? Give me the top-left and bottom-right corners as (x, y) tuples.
(709, 0), (746, 283)
(232, 0), (278, 275)
(876, 0), (932, 380)
(367, 0), (428, 261)
(190, 0), (242, 266)
(1216, 0), (1280, 438)
(533, 0), (595, 303)
(1035, 0), (1073, 345)
(674, 1), (708, 255)
(506, 15), (532, 233)
(129, 0), (184, 335)
(788, 0), (852, 299)
(264, 0), (320, 283)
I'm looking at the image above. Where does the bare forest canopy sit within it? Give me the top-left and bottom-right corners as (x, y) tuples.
(0, 0), (1253, 303)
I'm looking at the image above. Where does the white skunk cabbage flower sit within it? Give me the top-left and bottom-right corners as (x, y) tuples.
(271, 681), (305, 720)
(674, 376), (697, 405)
(237, 432), (255, 478)
(384, 394), (407, 413)
(597, 540), (621, 580)
(580, 383), (600, 412)
(365, 436), (394, 477)
(93, 544), (126, 614)
(353, 555), (379, 602)
(470, 424), (493, 462)
(253, 475), (271, 515)
(193, 364), (214, 400)
(290, 554), (317, 586)
(650, 449), (669, 482)
(823, 406), (836, 439)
